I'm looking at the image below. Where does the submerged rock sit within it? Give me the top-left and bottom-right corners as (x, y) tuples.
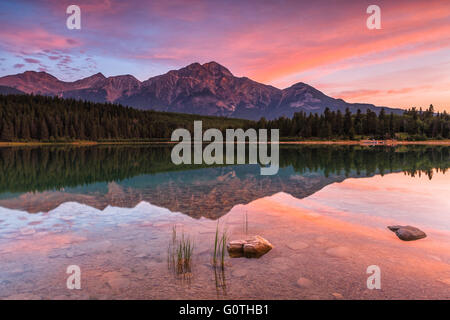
(227, 235), (273, 258)
(437, 278), (450, 286)
(325, 246), (351, 258)
(332, 292), (344, 300)
(286, 241), (309, 251)
(102, 271), (130, 291)
(388, 225), (427, 241)
(296, 277), (313, 288)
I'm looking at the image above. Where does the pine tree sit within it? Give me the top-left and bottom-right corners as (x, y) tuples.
(21, 118), (31, 140)
(40, 119), (49, 140)
(1, 122), (14, 141)
(343, 108), (353, 137)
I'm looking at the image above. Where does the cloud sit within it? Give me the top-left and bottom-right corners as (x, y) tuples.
(0, 28), (81, 53)
(13, 63), (25, 68)
(335, 86), (432, 101)
(23, 58), (40, 64)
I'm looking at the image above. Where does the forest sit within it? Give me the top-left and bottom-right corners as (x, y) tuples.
(257, 105), (450, 140)
(0, 94), (449, 142)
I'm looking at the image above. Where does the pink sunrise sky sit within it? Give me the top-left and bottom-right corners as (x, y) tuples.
(0, 0), (449, 111)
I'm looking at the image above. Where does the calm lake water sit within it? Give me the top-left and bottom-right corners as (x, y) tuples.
(0, 145), (449, 299)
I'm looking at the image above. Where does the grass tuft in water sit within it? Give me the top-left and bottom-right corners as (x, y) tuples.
(213, 221), (228, 270)
(168, 226), (194, 275)
(243, 211), (248, 235)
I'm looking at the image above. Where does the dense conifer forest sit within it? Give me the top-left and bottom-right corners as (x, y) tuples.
(0, 94), (449, 142)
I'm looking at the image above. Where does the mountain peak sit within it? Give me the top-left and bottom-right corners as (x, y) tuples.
(71, 72), (106, 88)
(202, 61), (233, 76)
(183, 62), (202, 70)
(22, 70), (58, 80)
(177, 61), (233, 76)
(82, 72), (106, 81)
(92, 72), (106, 78)
(286, 82), (309, 89)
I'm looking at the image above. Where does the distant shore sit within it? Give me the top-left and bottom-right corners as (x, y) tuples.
(1, 139), (450, 147)
(280, 140), (450, 145)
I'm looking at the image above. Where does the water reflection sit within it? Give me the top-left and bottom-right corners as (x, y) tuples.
(0, 145), (449, 300)
(0, 145), (448, 219)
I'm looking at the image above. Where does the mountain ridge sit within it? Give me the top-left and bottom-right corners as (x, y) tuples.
(0, 61), (403, 119)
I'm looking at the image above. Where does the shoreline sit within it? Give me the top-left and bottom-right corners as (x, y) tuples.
(280, 140), (450, 145)
(1, 140), (450, 147)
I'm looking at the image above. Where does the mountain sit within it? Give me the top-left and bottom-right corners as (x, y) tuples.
(62, 74), (141, 103)
(0, 71), (105, 95)
(0, 62), (403, 119)
(0, 85), (25, 95)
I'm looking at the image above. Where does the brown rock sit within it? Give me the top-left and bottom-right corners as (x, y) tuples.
(227, 240), (247, 254)
(388, 225), (427, 241)
(227, 235), (273, 258)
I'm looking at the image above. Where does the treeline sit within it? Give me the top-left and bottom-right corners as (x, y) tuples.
(0, 94), (449, 141)
(257, 106), (450, 140)
(0, 94), (253, 142)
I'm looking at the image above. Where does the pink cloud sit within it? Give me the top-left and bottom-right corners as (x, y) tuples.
(335, 86), (433, 101)
(23, 58), (40, 64)
(0, 28), (81, 52)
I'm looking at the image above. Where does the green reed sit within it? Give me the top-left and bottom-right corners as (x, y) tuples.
(168, 226), (194, 275)
(213, 221), (228, 270)
(243, 211), (248, 234)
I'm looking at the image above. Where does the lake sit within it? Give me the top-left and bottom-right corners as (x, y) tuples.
(0, 144), (449, 299)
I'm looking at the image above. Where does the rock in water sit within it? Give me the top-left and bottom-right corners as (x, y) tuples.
(296, 277), (313, 288)
(387, 225), (427, 241)
(227, 240), (247, 254)
(227, 235), (273, 258)
(243, 236), (273, 257)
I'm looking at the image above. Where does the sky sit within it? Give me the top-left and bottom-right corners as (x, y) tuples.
(0, 0), (449, 111)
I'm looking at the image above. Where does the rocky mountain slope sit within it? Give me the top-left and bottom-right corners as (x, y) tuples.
(0, 62), (402, 119)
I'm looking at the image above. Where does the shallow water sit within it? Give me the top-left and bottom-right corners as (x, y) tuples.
(0, 145), (449, 299)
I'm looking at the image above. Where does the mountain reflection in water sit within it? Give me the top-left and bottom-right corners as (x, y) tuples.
(0, 145), (448, 219)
